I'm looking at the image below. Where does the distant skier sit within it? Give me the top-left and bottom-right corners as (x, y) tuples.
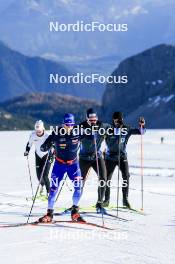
(24, 120), (51, 196)
(103, 112), (146, 208)
(161, 137), (164, 144)
(38, 113), (84, 223)
(79, 108), (107, 213)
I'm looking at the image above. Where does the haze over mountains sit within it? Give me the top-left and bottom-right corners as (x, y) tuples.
(0, 0), (175, 70)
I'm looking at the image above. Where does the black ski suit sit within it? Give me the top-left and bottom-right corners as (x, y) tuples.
(79, 121), (108, 204)
(104, 124), (146, 203)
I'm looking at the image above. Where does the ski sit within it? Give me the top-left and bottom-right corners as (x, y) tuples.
(61, 206), (95, 214)
(62, 207), (72, 214)
(0, 221), (39, 228)
(0, 219), (114, 230)
(56, 207), (130, 222)
(105, 212), (131, 222)
(26, 195), (48, 202)
(80, 211), (130, 222)
(110, 206), (146, 215)
(0, 201), (46, 210)
(52, 220), (114, 230)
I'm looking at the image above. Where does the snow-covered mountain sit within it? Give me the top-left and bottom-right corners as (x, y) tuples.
(0, 0), (175, 61)
(102, 44), (175, 128)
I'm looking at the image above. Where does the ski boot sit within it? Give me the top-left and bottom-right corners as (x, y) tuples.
(123, 196), (131, 209)
(71, 205), (85, 222)
(39, 185), (44, 196)
(96, 202), (107, 214)
(102, 200), (109, 207)
(64, 205), (74, 214)
(38, 209), (53, 223)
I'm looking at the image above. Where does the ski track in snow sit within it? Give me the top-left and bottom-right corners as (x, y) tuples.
(0, 130), (175, 264)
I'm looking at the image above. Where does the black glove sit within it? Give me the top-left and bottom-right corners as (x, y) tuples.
(24, 151), (29, 156)
(139, 117), (145, 127)
(48, 154), (54, 164)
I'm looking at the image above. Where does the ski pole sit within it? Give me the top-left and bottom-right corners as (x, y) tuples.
(94, 133), (105, 227)
(116, 128), (121, 218)
(26, 156), (34, 198)
(55, 174), (68, 202)
(140, 123), (144, 211)
(26, 150), (50, 223)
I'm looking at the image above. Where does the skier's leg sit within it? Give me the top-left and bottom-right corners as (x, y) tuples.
(35, 153), (45, 188)
(41, 155), (51, 194)
(92, 157), (107, 205)
(64, 159), (90, 213)
(120, 158), (130, 208)
(48, 162), (65, 210)
(79, 158), (92, 189)
(79, 158), (92, 180)
(104, 159), (116, 206)
(39, 161), (66, 223)
(67, 162), (85, 221)
(67, 162), (82, 206)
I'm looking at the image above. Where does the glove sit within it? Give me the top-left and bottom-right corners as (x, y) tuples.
(48, 155), (54, 164)
(24, 151), (29, 156)
(139, 117), (145, 127)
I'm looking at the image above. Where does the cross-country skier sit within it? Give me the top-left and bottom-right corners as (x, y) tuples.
(38, 113), (84, 223)
(103, 112), (146, 208)
(79, 108), (108, 213)
(24, 120), (51, 196)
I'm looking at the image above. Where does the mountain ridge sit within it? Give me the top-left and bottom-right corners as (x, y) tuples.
(0, 41), (104, 102)
(102, 44), (175, 128)
(0, 92), (100, 130)
(0, 0), (174, 61)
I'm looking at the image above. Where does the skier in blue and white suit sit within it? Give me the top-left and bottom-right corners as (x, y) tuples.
(39, 113), (84, 223)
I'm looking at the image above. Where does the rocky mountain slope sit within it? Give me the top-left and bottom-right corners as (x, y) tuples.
(0, 92), (100, 130)
(0, 41), (104, 102)
(102, 44), (175, 128)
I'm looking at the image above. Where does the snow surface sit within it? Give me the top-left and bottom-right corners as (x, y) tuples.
(0, 130), (175, 264)
(148, 95), (175, 107)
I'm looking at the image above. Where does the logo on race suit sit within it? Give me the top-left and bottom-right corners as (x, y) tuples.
(72, 139), (79, 144)
(59, 138), (66, 142)
(110, 135), (126, 143)
(59, 144), (66, 149)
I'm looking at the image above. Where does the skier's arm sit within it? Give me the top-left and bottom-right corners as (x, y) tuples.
(25, 142), (30, 152)
(24, 133), (33, 156)
(40, 134), (54, 152)
(130, 117), (146, 135)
